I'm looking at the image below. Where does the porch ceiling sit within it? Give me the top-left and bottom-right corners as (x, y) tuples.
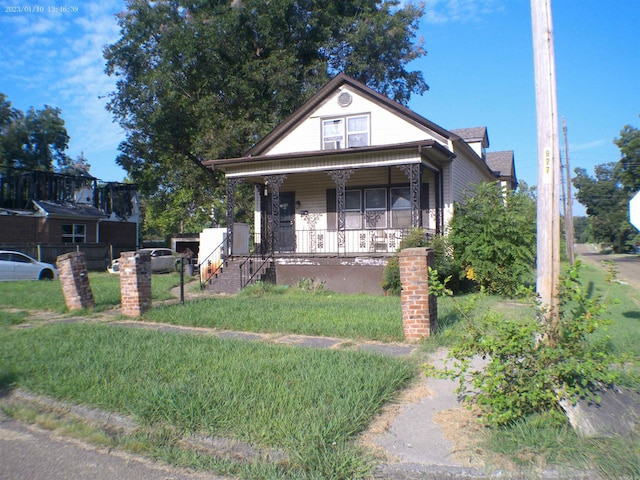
(203, 140), (454, 179)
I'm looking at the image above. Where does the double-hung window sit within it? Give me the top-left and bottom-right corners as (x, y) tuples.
(391, 187), (412, 228)
(344, 190), (362, 229)
(322, 114), (369, 150)
(364, 188), (387, 229)
(62, 224), (86, 243)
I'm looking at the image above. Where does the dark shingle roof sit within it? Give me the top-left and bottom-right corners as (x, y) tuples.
(34, 200), (107, 219)
(486, 151), (517, 185)
(451, 127), (489, 147)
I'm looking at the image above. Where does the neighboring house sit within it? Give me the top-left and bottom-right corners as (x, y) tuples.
(0, 170), (139, 268)
(203, 73), (517, 294)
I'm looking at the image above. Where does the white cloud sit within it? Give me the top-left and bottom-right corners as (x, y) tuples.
(570, 139), (609, 152)
(423, 0), (503, 24)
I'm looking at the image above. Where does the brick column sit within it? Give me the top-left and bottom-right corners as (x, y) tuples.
(56, 252), (95, 310)
(399, 247), (437, 340)
(119, 251), (152, 317)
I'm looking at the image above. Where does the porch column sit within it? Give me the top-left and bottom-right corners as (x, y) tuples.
(264, 174), (286, 252)
(398, 163), (423, 228)
(327, 169), (354, 253)
(226, 178), (242, 256)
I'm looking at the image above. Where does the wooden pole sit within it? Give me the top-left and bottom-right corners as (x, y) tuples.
(562, 117), (575, 265)
(531, 0), (561, 330)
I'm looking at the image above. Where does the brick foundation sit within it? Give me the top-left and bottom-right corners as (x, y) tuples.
(56, 252), (95, 310)
(119, 251), (152, 317)
(399, 247), (437, 340)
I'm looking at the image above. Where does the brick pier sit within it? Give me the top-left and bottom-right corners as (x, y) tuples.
(119, 251), (152, 317)
(398, 247), (438, 340)
(56, 252), (95, 310)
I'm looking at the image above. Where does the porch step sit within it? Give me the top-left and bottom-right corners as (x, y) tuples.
(204, 257), (274, 295)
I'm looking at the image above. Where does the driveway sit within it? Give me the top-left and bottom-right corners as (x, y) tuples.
(574, 244), (640, 288)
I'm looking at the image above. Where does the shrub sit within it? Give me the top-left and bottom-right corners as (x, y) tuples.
(448, 182), (536, 297)
(427, 261), (622, 426)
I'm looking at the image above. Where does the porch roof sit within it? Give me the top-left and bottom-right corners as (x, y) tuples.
(202, 140), (455, 179)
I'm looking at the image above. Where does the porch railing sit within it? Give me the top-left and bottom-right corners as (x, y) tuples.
(268, 228), (408, 255)
(239, 249), (274, 290)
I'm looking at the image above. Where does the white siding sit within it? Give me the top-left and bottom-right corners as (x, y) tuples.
(265, 86), (447, 155)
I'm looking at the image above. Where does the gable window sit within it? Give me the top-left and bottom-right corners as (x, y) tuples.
(322, 114), (370, 150)
(62, 224), (86, 243)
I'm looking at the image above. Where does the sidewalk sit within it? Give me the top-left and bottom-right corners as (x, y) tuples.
(1, 280), (607, 480)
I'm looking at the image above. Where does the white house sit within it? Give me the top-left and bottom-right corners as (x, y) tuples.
(202, 73), (516, 293)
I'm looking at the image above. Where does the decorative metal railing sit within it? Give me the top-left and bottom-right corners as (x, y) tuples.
(239, 249), (274, 290)
(282, 228), (408, 255)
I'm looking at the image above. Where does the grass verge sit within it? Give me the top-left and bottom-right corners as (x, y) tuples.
(0, 272), (187, 313)
(0, 323), (416, 479)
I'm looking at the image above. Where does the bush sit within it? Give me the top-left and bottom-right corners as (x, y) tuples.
(428, 261), (622, 426)
(448, 182), (536, 297)
(380, 228), (430, 295)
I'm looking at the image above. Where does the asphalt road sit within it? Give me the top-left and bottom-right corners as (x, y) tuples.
(574, 243), (640, 288)
(0, 413), (227, 480)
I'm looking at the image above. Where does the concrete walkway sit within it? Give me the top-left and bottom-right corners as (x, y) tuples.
(2, 258), (621, 480)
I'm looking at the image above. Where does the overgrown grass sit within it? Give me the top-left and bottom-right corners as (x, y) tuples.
(145, 285), (406, 342)
(0, 272), (186, 313)
(427, 260), (640, 478)
(0, 323), (416, 478)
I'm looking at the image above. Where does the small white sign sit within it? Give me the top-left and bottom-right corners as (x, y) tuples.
(630, 191), (640, 231)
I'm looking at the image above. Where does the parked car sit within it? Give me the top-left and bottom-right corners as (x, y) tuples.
(107, 248), (181, 274)
(0, 250), (58, 281)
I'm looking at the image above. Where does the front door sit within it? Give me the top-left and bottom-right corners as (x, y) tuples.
(279, 192), (295, 252)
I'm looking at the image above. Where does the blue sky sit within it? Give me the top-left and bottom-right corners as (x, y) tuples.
(1, 0), (638, 216)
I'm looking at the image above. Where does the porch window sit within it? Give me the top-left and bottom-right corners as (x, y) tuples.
(62, 224), (86, 243)
(322, 114), (370, 150)
(364, 188), (387, 229)
(391, 187), (412, 228)
(345, 190), (362, 229)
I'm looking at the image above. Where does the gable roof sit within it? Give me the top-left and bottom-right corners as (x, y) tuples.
(246, 73), (455, 157)
(451, 127), (489, 148)
(34, 200), (107, 220)
(486, 151), (517, 184)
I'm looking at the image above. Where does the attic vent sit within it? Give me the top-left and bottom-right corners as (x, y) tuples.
(337, 92), (352, 107)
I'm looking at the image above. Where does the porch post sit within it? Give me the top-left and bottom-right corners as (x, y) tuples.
(226, 178), (242, 256)
(264, 174), (286, 253)
(398, 163), (423, 228)
(327, 169), (354, 254)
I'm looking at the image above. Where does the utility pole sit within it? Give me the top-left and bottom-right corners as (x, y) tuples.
(562, 117), (575, 265)
(531, 0), (561, 330)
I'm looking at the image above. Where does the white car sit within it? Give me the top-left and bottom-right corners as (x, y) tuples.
(107, 248), (181, 274)
(0, 250), (59, 281)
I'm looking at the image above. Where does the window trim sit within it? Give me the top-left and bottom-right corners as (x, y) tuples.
(62, 223), (87, 244)
(321, 114), (370, 150)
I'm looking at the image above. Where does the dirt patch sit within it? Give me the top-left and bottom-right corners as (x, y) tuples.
(433, 406), (487, 468)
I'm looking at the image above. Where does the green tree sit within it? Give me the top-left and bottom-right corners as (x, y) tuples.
(0, 93), (70, 174)
(572, 163), (634, 252)
(104, 0), (427, 236)
(614, 120), (640, 193)
(448, 182), (537, 297)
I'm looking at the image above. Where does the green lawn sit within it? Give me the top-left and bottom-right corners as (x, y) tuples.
(0, 323), (416, 479)
(0, 260), (637, 478)
(0, 272), (185, 313)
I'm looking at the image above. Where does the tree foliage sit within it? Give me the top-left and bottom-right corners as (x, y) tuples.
(572, 163), (635, 252)
(104, 0), (428, 236)
(448, 182), (537, 297)
(572, 119), (640, 252)
(0, 93), (70, 174)
(614, 121), (640, 193)
(428, 262), (621, 427)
